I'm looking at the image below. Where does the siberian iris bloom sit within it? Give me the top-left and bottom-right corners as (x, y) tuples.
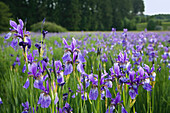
(37, 80), (53, 108)
(22, 101), (34, 113)
(62, 102), (73, 113)
(105, 92), (126, 113)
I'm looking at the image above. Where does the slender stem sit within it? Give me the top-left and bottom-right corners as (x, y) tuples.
(147, 91), (150, 113)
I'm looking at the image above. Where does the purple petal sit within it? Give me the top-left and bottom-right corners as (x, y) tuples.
(22, 64), (26, 73)
(129, 89), (136, 99)
(10, 20), (17, 29)
(62, 52), (72, 63)
(143, 83), (152, 91)
(89, 88), (98, 100)
(4, 32), (12, 39)
(129, 71), (135, 82)
(77, 63), (85, 74)
(106, 88), (112, 98)
(23, 78), (30, 89)
(31, 63), (37, 76)
(114, 63), (120, 76)
(55, 61), (63, 73)
(121, 106), (128, 113)
(64, 63), (73, 75)
(54, 93), (59, 104)
(138, 67), (144, 76)
(115, 92), (121, 105)
(19, 19), (24, 29)
(105, 106), (115, 113)
(78, 52), (86, 63)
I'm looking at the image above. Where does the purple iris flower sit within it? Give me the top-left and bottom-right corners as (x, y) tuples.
(127, 71), (139, 99)
(22, 101), (34, 113)
(102, 53), (108, 62)
(106, 92), (122, 113)
(37, 93), (51, 108)
(144, 64), (154, 75)
(62, 102), (73, 113)
(63, 37), (77, 52)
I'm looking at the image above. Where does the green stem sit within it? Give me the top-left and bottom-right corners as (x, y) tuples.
(147, 91), (150, 113)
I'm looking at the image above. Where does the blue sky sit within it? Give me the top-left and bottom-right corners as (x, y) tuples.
(143, 0), (170, 15)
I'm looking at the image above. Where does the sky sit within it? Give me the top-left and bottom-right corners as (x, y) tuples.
(143, 0), (170, 15)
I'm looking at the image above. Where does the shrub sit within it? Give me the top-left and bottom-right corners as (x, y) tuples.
(155, 26), (163, 31)
(31, 21), (67, 32)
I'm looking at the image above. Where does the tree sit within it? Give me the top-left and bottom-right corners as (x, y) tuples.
(147, 19), (156, 30)
(0, 2), (11, 32)
(59, 0), (81, 31)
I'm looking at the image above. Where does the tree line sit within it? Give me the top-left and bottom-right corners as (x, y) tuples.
(1, 0), (144, 31)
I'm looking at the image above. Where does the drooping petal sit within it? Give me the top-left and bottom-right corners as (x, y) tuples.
(44, 95), (51, 108)
(62, 52), (72, 63)
(55, 61), (63, 73)
(64, 63), (73, 75)
(78, 52), (86, 63)
(23, 78), (30, 89)
(89, 87), (98, 100)
(121, 106), (128, 113)
(115, 92), (121, 105)
(106, 88), (112, 98)
(34, 79), (44, 90)
(4, 32), (12, 39)
(144, 64), (150, 73)
(77, 63), (85, 74)
(143, 83), (152, 91)
(57, 72), (64, 84)
(129, 89), (136, 99)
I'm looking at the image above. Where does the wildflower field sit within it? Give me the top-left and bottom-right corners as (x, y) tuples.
(0, 19), (170, 113)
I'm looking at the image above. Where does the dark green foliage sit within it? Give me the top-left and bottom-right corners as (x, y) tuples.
(31, 22), (67, 32)
(1, 0), (145, 31)
(147, 20), (156, 30)
(0, 2), (11, 32)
